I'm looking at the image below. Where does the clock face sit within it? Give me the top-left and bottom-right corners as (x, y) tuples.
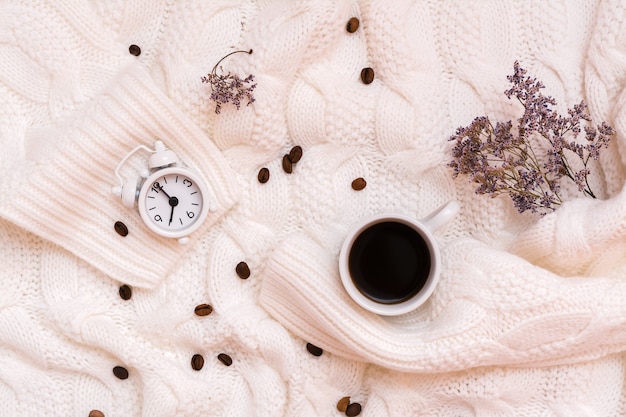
(138, 167), (208, 238)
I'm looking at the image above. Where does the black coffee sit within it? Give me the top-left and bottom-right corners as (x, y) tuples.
(348, 221), (431, 304)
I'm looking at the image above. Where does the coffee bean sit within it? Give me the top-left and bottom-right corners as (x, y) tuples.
(194, 303), (213, 316)
(128, 44), (141, 56)
(258, 167), (270, 183)
(346, 402), (362, 416)
(235, 261), (251, 279)
(282, 154), (293, 174)
(118, 284), (132, 300)
(346, 17), (360, 33)
(288, 146), (303, 164)
(351, 177), (367, 191)
(88, 410), (105, 417)
(114, 221), (128, 237)
(360, 67), (374, 84)
(112, 366), (128, 380)
(306, 342), (323, 357)
(217, 353), (233, 366)
(337, 397), (351, 413)
(191, 354), (204, 371)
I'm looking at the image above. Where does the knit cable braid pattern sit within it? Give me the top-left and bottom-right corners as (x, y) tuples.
(2, 1), (626, 416)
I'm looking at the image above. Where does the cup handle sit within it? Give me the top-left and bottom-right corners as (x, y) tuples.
(420, 200), (460, 233)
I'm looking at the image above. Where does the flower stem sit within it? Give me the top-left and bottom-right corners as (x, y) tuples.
(211, 49), (253, 74)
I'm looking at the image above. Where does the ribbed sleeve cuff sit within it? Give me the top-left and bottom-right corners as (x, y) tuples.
(259, 234), (626, 372)
(0, 64), (239, 287)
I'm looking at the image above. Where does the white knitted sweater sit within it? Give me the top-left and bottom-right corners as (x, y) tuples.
(2, 1), (626, 416)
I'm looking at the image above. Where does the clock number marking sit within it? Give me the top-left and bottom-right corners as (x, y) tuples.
(142, 171), (204, 231)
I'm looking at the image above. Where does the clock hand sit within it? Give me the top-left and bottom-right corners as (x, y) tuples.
(155, 183), (179, 225)
(168, 197), (179, 225)
(169, 204), (175, 225)
(155, 182), (171, 199)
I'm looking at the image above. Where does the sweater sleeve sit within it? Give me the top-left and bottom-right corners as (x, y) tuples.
(0, 63), (240, 287)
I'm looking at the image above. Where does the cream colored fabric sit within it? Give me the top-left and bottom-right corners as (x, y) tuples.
(1, 1), (626, 416)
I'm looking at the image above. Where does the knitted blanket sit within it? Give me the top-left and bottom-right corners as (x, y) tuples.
(2, 1), (626, 416)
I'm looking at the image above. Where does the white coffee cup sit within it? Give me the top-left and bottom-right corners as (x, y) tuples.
(338, 200), (459, 316)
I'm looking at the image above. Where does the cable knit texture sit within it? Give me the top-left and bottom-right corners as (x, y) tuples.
(2, 1), (626, 416)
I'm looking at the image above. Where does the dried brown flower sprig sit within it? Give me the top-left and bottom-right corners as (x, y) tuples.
(201, 49), (256, 114)
(448, 61), (615, 216)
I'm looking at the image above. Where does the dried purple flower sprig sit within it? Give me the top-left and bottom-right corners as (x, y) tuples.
(448, 61), (615, 215)
(201, 49), (256, 114)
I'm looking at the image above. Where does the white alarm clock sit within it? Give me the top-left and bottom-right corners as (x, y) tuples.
(112, 140), (214, 244)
